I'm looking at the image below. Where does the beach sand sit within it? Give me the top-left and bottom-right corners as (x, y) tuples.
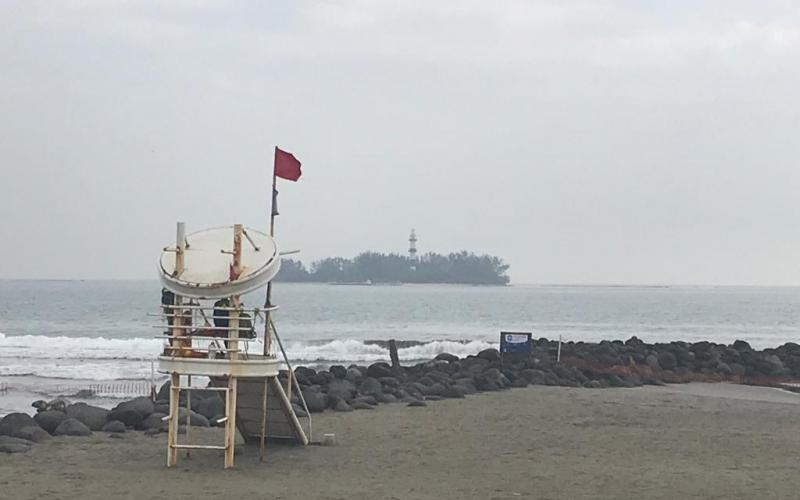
(3, 383), (800, 500)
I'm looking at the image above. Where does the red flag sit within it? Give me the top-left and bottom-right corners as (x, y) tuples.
(274, 146), (302, 181)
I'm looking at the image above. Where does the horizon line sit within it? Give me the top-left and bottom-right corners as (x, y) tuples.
(0, 278), (799, 288)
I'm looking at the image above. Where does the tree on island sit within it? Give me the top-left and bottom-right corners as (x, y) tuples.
(275, 251), (510, 285)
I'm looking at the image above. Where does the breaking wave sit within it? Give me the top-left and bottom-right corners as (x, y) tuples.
(0, 332), (495, 380)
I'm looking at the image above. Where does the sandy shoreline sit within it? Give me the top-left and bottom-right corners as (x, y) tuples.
(3, 383), (800, 499)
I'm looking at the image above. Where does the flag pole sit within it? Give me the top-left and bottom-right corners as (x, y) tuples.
(264, 152), (277, 357)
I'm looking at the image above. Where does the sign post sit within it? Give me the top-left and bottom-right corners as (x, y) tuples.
(500, 332), (532, 365)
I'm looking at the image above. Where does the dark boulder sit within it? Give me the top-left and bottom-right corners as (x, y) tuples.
(311, 371), (335, 386)
(543, 372), (561, 386)
(333, 399), (353, 412)
(407, 400), (427, 407)
(359, 377), (383, 397)
(393, 388), (410, 400)
(156, 381), (172, 402)
(54, 418), (92, 437)
(657, 351), (678, 371)
(442, 385), (466, 398)
(350, 400), (375, 410)
(292, 404), (308, 418)
(453, 379), (478, 394)
(139, 413), (168, 431)
(193, 395), (225, 420)
(366, 362), (394, 379)
(102, 420), (127, 433)
(477, 348), (501, 363)
(645, 354), (661, 371)
(426, 370), (452, 384)
(66, 403), (109, 431)
(301, 388), (327, 413)
(510, 378), (529, 388)
(327, 379), (357, 402)
(326, 395), (344, 410)
(623, 374), (643, 387)
(729, 363), (746, 376)
(554, 365), (580, 382)
(716, 362), (732, 375)
(759, 354), (787, 376)
(345, 367), (364, 384)
(294, 366), (317, 385)
(475, 377), (500, 391)
(109, 397), (155, 427)
(189, 389), (224, 403)
(33, 410), (67, 435)
(519, 369), (546, 385)
(177, 408), (210, 427)
(606, 375), (626, 388)
(359, 395), (379, 406)
(424, 383), (446, 397)
(0, 413), (37, 437)
(482, 368), (506, 385)
(434, 353), (459, 363)
(376, 393), (397, 403)
(403, 384), (424, 400)
(108, 409), (143, 428)
(378, 376), (400, 390)
(329, 365), (347, 379)
(461, 357), (490, 375)
(16, 425), (51, 443)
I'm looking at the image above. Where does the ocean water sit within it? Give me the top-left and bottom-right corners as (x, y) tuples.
(1, 280), (799, 413)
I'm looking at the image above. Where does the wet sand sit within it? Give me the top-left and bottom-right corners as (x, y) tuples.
(3, 383), (800, 500)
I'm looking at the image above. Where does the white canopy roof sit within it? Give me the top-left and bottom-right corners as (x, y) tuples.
(158, 226), (281, 299)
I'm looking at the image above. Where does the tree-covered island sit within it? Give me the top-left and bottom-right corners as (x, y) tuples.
(276, 251), (510, 285)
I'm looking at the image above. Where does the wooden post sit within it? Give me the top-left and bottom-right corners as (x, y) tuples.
(166, 222), (186, 468)
(224, 224), (243, 469)
(224, 376), (238, 469)
(169, 222), (187, 355)
(175, 222), (186, 278)
(259, 378), (269, 462)
(167, 372), (179, 467)
(389, 339), (400, 371)
(229, 225), (242, 362)
(185, 375), (191, 458)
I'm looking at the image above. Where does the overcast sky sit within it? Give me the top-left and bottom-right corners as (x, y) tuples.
(1, 1), (799, 285)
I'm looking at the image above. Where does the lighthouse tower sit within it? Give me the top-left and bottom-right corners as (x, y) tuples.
(408, 229), (418, 261)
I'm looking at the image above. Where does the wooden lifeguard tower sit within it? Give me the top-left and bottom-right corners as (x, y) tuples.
(157, 222), (310, 469)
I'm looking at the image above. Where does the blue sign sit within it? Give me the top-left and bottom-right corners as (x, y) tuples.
(500, 332), (532, 357)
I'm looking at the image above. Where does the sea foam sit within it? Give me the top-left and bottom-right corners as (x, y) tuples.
(0, 333), (495, 380)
